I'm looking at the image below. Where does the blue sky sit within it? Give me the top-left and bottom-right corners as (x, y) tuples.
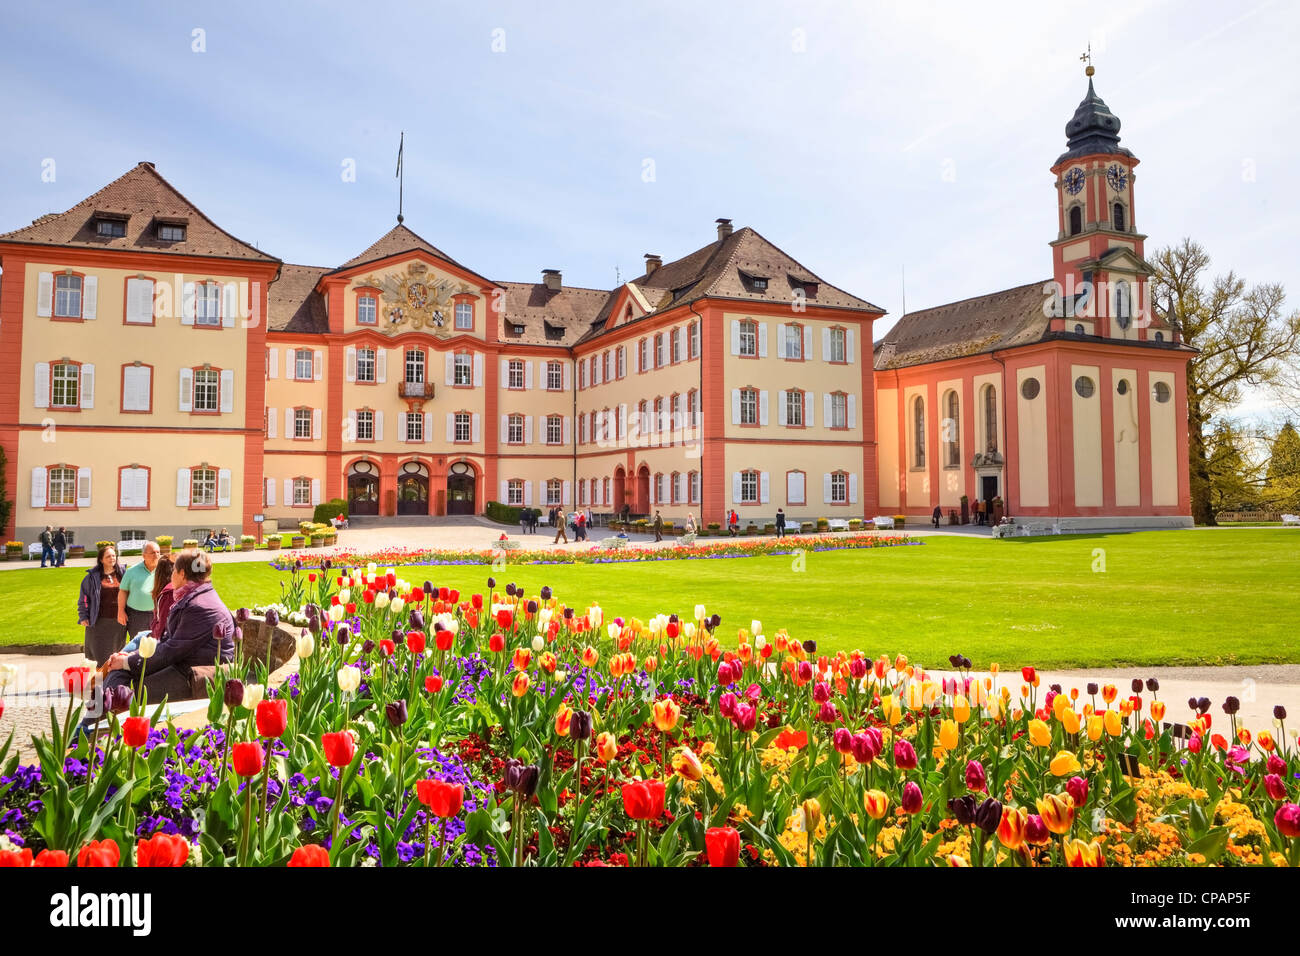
(2, 0), (1297, 417)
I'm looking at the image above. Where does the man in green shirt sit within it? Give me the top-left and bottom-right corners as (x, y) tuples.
(119, 541), (161, 638)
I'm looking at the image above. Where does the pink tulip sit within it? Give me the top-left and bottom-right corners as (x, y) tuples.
(833, 728), (853, 754)
(851, 732), (876, 764)
(718, 692), (737, 718)
(965, 759), (987, 793)
(1264, 774), (1287, 801)
(894, 739), (918, 770)
(1066, 775), (1089, 809)
(901, 781), (923, 814)
(1275, 803), (1300, 839)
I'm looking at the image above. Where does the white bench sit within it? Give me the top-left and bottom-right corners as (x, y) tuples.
(675, 532), (697, 547)
(492, 538), (522, 550)
(872, 516), (895, 529)
(601, 537), (629, 550)
(117, 540), (145, 554)
(1283, 514), (1300, 527)
(827, 519), (849, 531)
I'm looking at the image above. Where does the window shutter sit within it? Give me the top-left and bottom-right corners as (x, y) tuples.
(823, 473), (833, 503)
(176, 468), (191, 507)
(676, 472), (686, 503)
(123, 365), (151, 411)
(776, 324), (787, 359)
(376, 349), (387, 383)
(345, 346), (356, 382)
(218, 469), (232, 507)
(525, 362), (534, 389)
(804, 325), (813, 359)
(822, 328), (831, 361)
(36, 272), (53, 317)
(423, 411), (432, 442)
(778, 390), (788, 426)
(758, 322), (768, 357)
(79, 364), (95, 409)
(179, 368), (193, 412)
(471, 414), (480, 442)
(284, 479), (293, 506)
(266, 407), (278, 438)
(731, 389), (741, 424)
(284, 408), (294, 438)
(126, 278), (150, 324)
(347, 410), (357, 441)
(562, 362), (571, 390)
(524, 416), (533, 445)
(445, 352), (454, 386)
(82, 277), (98, 320)
(31, 466), (47, 508)
(760, 471), (770, 504)
(789, 471), (805, 504)
(268, 348), (279, 379)
(374, 410), (383, 440)
(220, 369), (234, 413)
(759, 390), (769, 426)
(805, 391), (814, 427)
(633, 346), (640, 374)
(732, 472), (742, 504)
(182, 282), (196, 324)
(446, 412), (455, 441)
(313, 408), (322, 440)
(34, 362), (50, 408)
(265, 477), (276, 506)
(76, 467), (92, 507)
(848, 394), (857, 428)
(473, 353), (483, 387)
(562, 416), (571, 445)
(824, 393), (832, 426)
(730, 320), (740, 356)
(846, 329), (855, 363)
(311, 478), (321, 507)
(560, 480), (570, 505)
(849, 473), (859, 504)
(524, 482), (533, 506)
(398, 412), (408, 443)
(222, 284), (237, 327)
(500, 359), (509, 383)
(501, 415), (509, 440)
(312, 350), (323, 380)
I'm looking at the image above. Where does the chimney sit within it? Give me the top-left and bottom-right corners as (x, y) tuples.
(715, 218), (733, 240)
(644, 253), (662, 276)
(542, 268), (561, 292)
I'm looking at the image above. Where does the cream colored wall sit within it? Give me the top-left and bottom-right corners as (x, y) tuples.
(1149, 370), (1178, 506)
(876, 387), (899, 508)
(936, 377), (963, 507)
(902, 385), (929, 505)
(261, 453), (329, 525)
(724, 441), (864, 521)
(1071, 364), (1102, 507)
(576, 339), (700, 454)
(1015, 365), (1049, 507)
(1112, 367), (1141, 507)
(1061, 240), (1090, 261)
(497, 354), (575, 462)
(972, 373), (1004, 459)
(265, 341), (328, 451)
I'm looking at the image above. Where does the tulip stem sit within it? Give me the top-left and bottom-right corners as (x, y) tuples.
(423, 812), (433, 867)
(331, 766), (345, 853)
(258, 741), (272, 855)
(215, 708), (236, 794)
(241, 780), (254, 866)
(438, 816), (449, 867)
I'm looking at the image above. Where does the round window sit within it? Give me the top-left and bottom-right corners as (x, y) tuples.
(1074, 376), (1096, 398)
(1074, 323), (1085, 335)
(401, 461), (429, 476)
(1153, 381), (1172, 403)
(1020, 378), (1041, 400)
(351, 460), (374, 475)
(1117, 379), (1129, 395)
(450, 462), (471, 475)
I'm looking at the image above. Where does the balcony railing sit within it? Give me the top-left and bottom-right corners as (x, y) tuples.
(399, 380), (434, 399)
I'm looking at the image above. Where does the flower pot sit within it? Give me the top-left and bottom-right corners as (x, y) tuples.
(310, 535), (325, 548)
(68, 546), (85, 559)
(267, 540), (282, 550)
(241, 543), (254, 552)
(290, 536), (306, 548)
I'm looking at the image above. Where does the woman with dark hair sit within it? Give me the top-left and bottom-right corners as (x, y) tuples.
(77, 544), (127, 665)
(149, 554), (176, 642)
(103, 549), (236, 701)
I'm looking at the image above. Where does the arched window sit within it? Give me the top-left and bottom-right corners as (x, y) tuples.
(912, 396), (926, 469)
(1115, 281), (1131, 329)
(1069, 205), (1083, 236)
(1113, 202), (1126, 232)
(943, 390), (960, 467)
(982, 385), (998, 453)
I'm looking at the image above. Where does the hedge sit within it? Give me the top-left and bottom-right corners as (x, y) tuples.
(313, 498), (348, 524)
(486, 500), (523, 525)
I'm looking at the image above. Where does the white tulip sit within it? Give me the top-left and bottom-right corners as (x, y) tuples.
(243, 684), (265, 709)
(694, 604), (707, 621)
(328, 604), (345, 622)
(390, 597), (405, 615)
(755, 635), (767, 650)
(374, 592), (390, 609)
(607, 622), (621, 642)
(337, 667), (360, 694)
(588, 605), (603, 628)
(138, 636), (159, 659)
(297, 634), (315, 659)
(365, 562), (377, 575)
(531, 635), (545, 652)
(338, 588), (350, 606)
(751, 620), (762, 637)
(555, 671), (567, 683)
(537, 608), (552, 628)
(684, 623), (696, 640)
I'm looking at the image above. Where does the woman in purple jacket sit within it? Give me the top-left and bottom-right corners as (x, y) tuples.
(102, 549), (235, 702)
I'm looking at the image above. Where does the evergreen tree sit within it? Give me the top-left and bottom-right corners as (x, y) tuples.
(1264, 421), (1300, 511)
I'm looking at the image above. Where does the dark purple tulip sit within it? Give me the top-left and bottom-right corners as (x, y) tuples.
(801, 640), (817, 655)
(539, 586), (552, 601)
(294, 559), (303, 571)
(569, 710), (593, 741)
(526, 599), (538, 614)
(235, 607), (250, 624)
(223, 678), (245, 709)
(948, 655), (961, 668)
(424, 580), (435, 594)
(388, 588), (397, 600)
(212, 623), (226, 641)
(362, 640), (375, 655)
(1050, 684), (1062, 695)
(264, 607), (280, 628)
(391, 628), (403, 644)
(408, 609), (424, 631)
(384, 699), (408, 728)
(563, 607), (574, 620)
(1275, 706), (1288, 721)
(1086, 683), (1098, 696)
(1146, 678), (1159, 692)
(974, 797), (1002, 835)
(901, 781), (923, 815)
(107, 684), (133, 715)
(484, 577), (494, 590)
(709, 613), (721, 629)
(1222, 697), (1240, 716)
(336, 626), (350, 646)
(960, 656), (972, 670)
(1130, 678), (1142, 694)
(505, 583), (517, 597)
(1066, 775), (1089, 809)
(948, 795), (977, 826)
(1197, 697), (1211, 714)
(667, 613), (678, 623)
(504, 761), (539, 797)
(1187, 696), (1199, 711)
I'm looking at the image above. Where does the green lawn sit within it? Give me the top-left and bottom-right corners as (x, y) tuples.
(9, 530), (1298, 669)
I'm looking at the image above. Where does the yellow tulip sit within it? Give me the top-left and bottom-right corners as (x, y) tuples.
(1104, 709), (1123, 737)
(1036, 793), (1075, 835)
(596, 731), (618, 762)
(1052, 694), (1070, 719)
(906, 680), (926, 710)
(554, 703), (573, 737)
(1087, 715), (1104, 741)
(1028, 719), (1052, 748)
(1063, 838), (1105, 867)
(985, 697), (1001, 720)
(653, 698), (681, 732)
(881, 695), (903, 726)
(998, 806), (1028, 849)
(864, 790), (890, 820)
(1049, 751), (1082, 776)
(1061, 708), (1081, 735)
(953, 695), (971, 724)
(801, 798), (822, 833)
(672, 747), (704, 781)
(990, 662), (1000, 675)
(511, 672), (530, 697)
(938, 718), (958, 752)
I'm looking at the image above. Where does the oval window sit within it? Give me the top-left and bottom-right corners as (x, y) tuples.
(1020, 378), (1041, 400)
(1074, 323), (1085, 335)
(1153, 381), (1172, 403)
(1074, 376), (1096, 399)
(1117, 379), (1129, 395)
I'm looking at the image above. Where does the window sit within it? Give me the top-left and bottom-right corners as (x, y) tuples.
(687, 389), (699, 426)
(121, 364), (152, 412)
(787, 470), (806, 505)
(616, 407), (626, 441)
(604, 351), (614, 382)
(578, 479), (588, 506)
(689, 322), (700, 359)
(1115, 282), (1132, 329)
(738, 320), (757, 357)
(507, 479), (523, 506)
(603, 477), (611, 505)
(830, 472), (848, 504)
(546, 415), (562, 445)
(1074, 376), (1096, 399)
(293, 478), (312, 506)
(913, 396), (925, 468)
(831, 392), (848, 430)
(982, 385), (998, 453)
(157, 223), (185, 242)
(191, 467), (217, 507)
(1074, 323), (1086, 335)
(54, 275), (83, 318)
(546, 479), (562, 506)
(1113, 203), (1126, 232)
(405, 350), (425, 384)
(52, 363), (80, 408)
(1116, 379), (1130, 396)
(49, 466), (77, 507)
(689, 471), (700, 503)
(96, 219), (126, 238)
(786, 389), (804, 427)
(294, 408), (312, 439)
(740, 471), (759, 504)
(357, 294), (377, 325)
(454, 412), (471, 443)
(670, 472), (681, 503)
(740, 388), (758, 425)
(670, 393), (682, 433)
(356, 410), (374, 441)
(1154, 331), (1165, 342)
(454, 354), (473, 386)
(579, 361), (588, 389)
(616, 347), (626, 379)
(579, 413), (588, 444)
(1021, 378), (1041, 400)
(405, 412), (424, 442)
(1069, 205), (1083, 236)
(654, 334), (665, 368)
(639, 338), (650, 371)
(785, 324), (803, 359)
(195, 283), (221, 326)
(589, 355), (598, 385)
(507, 360), (524, 389)
(751, 277), (767, 291)
(670, 328), (682, 363)
(356, 348), (376, 383)
(829, 328), (847, 363)
(547, 361), (563, 390)
(295, 349), (313, 381)
(1153, 381), (1172, 403)
(455, 301), (473, 330)
(507, 414), (523, 444)
(194, 369), (219, 412)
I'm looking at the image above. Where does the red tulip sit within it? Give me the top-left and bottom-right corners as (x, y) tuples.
(136, 832), (190, 867)
(416, 778), (465, 817)
(406, 631), (426, 655)
(288, 844), (331, 866)
(379, 639), (396, 656)
(488, 633), (506, 653)
(62, 666), (91, 695)
(231, 741), (264, 777)
(425, 675), (444, 693)
(77, 839), (121, 867)
(1022, 666), (1036, 684)
(409, 587), (424, 603)
(33, 849), (68, 867)
(447, 589), (459, 603)
(496, 609), (513, 629)
(471, 593), (484, 610)
(435, 628), (454, 652)
(122, 715), (150, 748)
(345, 602), (357, 615)
(621, 780), (667, 820)
(255, 699), (288, 739)
(0, 848), (31, 866)
(705, 827), (741, 867)
(322, 730), (356, 768)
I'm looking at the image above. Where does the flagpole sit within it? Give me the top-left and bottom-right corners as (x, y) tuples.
(397, 131), (405, 224)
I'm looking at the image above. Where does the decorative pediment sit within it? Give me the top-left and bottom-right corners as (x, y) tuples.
(361, 260), (476, 336)
(1086, 247), (1153, 277)
(972, 451), (1005, 469)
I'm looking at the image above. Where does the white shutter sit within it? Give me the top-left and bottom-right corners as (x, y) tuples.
(310, 478), (321, 507)
(182, 282), (196, 325)
(123, 366), (150, 411)
(500, 359), (509, 384)
(776, 324), (787, 359)
(760, 472), (770, 504)
(525, 416), (533, 444)
(848, 394), (857, 429)
(79, 364), (95, 409)
(805, 391), (814, 427)
(398, 411), (408, 442)
(36, 273), (53, 317)
(72, 467), (90, 507)
(423, 411), (432, 442)
(125, 278), (150, 324)
(618, 404), (627, 443)
(218, 469), (232, 507)
(822, 328), (831, 361)
(789, 471), (805, 504)
(179, 368), (193, 412)
(562, 480), (571, 506)
(445, 353), (455, 386)
(849, 473), (859, 504)
(804, 325), (813, 359)
(82, 276), (98, 320)
(313, 408), (322, 440)
(778, 390), (788, 426)
(562, 362), (571, 390)
(34, 362), (50, 408)
(265, 477), (276, 506)
(730, 320), (740, 356)
(676, 472), (686, 503)
(220, 369), (235, 413)
(758, 323), (768, 357)
(525, 362), (534, 389)
(823, 473), (832, 504)
(267, 407), (279, 438)
(824, 393), (832, 426)
(30, 466), (47, 508)
(283, 479), (292, 506)
(471, 414), (480, 442)
(731, 389), (741, 425)
(374, 410), (383, 440)
(347, 410), (357, 441)
(501, 415), (509, 440)
(268, 348), (279, 379)
(376, 349), (387, 383)
(176, 468), (191, 507)
(846, 329), (855, 363)
(284, 408), (293, 438)
(524, 482), (533, 506)
(732, 472), (742, 504)
(473, 353), (484, 387)
(500, 480), (508, 503)
(562, 416), (571, 445)
(446, 412), (455, 441)
(759, 390), (769, 426)
(633, 346), (640, 374)
(220, 284), (236, 327)
(345, 346), (356, 382)
(313, 350), (323, 380)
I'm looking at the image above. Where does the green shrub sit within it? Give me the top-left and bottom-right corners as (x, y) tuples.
(707, 522), (720, 532)
(312, 498), (348, 524)
(486, 501), (522, 525)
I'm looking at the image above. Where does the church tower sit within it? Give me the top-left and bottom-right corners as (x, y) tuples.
(1048, 65), (1159, 342)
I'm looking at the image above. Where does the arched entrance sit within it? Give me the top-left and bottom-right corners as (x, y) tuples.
(397, 461), (430, 515)
(612, 466), (626, 517)
(635, 465), (650, 515)
(347, 460), (380, 515)
(446, 461), (476, 515)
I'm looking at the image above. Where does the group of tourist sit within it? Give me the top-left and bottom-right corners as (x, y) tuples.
(38, 525), (70, 567)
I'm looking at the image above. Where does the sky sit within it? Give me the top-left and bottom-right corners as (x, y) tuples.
(2, 0), (1297, 420)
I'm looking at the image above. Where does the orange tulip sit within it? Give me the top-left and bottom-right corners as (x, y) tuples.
(953, 695), (971, 724)
(894, 654), (908, 673)
(1063, 838), (1105, 867)
(1258, 731), (1275, 752)
(864, 790), (890, 820)
(554, 703), (573, 737)
(989, 662), (1000, 675)
(511, 672), (530, 697)
(582, 646), (599, 668)
(539, 651), (557, 674)
(997, 806), (1028, 850)
(1150, 701), (1166, 722)
(1036, 793), (1075, 835)
(644, 655), (658, 673)
(596, 731), (618, 762)
(652, 698), (681, 732)
(1102, 684), (1117, 704)
(1237, 728), (1252, 747)
(512, 648), (531, 672)
(672, 747), (703, 781)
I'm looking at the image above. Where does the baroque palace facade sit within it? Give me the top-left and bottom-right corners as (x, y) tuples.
(0, 73), (1192, 542)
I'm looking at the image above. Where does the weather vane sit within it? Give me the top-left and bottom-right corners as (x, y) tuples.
(1080, 43), (1094, 77)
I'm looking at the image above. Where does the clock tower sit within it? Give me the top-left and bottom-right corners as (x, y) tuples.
(1048, 66), (1160, 341)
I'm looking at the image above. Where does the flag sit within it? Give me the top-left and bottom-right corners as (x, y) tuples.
(396, 131), (404, 178)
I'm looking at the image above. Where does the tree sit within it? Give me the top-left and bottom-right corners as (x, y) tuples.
(1263, 421), (1300, 512)
(1150, 239), (1300, 524)
(1204, 420), (1261, 515)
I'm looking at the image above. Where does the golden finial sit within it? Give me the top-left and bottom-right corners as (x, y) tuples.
(1081, 44), (1094, 76)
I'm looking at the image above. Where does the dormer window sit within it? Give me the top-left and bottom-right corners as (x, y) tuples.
(95, 218), (126, 238)
(158, 224), (186, 242)
(739, 270), (769, 292)
(513, 324), (524, 335)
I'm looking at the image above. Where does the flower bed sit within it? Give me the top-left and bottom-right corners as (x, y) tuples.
(0, 565), (1296, 868)
(269, 532), (919, 571)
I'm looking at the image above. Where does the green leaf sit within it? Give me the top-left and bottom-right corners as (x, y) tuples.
(1186, 826), (1229, 864)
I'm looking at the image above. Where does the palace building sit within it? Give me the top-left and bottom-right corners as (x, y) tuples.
(0, 71), (1192, 543)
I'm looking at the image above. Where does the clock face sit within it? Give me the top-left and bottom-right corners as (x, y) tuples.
(1107, 163), (1128, 192)
(1064, 167), (1085, 195)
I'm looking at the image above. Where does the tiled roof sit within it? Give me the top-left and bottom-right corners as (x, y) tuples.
(495, 282), (614, 347)
(0, 162), (277, 262)
(334, 224), (465, 274)
(268, 264), (330, 334)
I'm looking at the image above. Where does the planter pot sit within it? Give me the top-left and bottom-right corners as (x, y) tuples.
(158, 545), (172, 556)
(310, 536), (325, 548)
(68, 546), (85, 558)
(267, 541), (282, 550)
(291, 536), (306, 548)
(241, 543), (254, 552)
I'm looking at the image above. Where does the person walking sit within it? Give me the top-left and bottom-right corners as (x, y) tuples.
(775, 508), (786, 539)
(932, 505), (942, 528)
(685, 513), (697, 534)
(119, 541), (161, 639)
(39, 526), (54, 568)
(728, 509), (739, 536)
(575, 510), (587, 542)
(553, 508), (568, 544)
(653, 510), (664, 542)
(520, 507), (530, 537)
(53, 526), (68, 567)
(78, 544), (128, 666)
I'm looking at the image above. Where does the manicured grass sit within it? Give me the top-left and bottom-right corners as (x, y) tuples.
(8, 530), (1297, 669)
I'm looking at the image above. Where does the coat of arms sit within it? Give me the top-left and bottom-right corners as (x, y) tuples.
(362, 262), (470, 336)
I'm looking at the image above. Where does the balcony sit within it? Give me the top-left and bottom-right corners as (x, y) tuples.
(399, 380), (434, 400)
